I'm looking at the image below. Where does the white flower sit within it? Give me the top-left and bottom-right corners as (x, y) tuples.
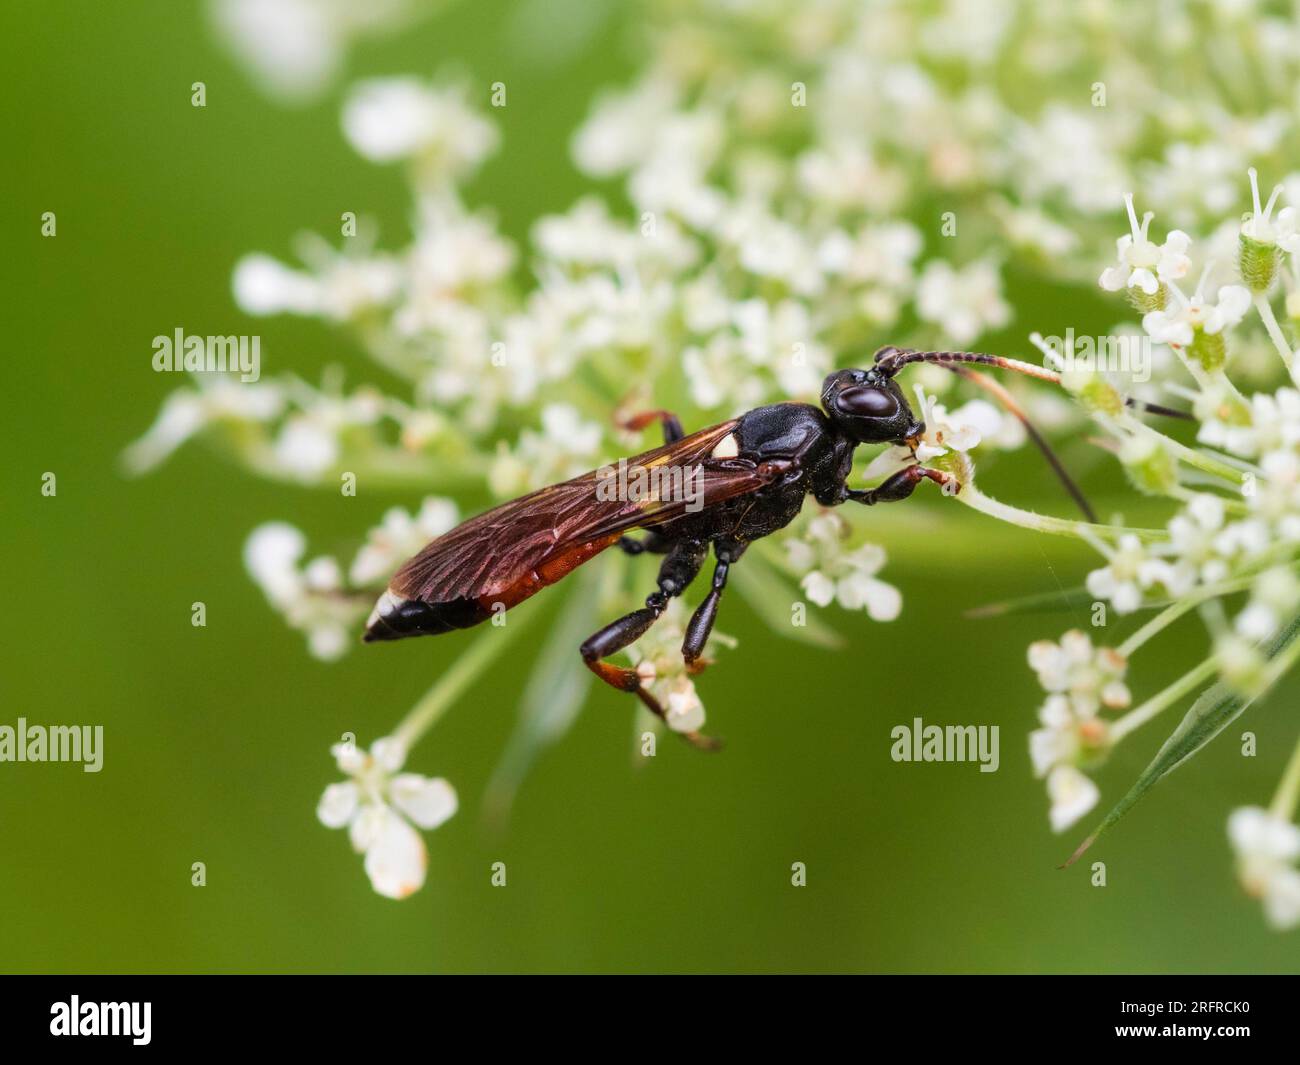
(350, 498), (459, 586)
(121, 376), (285, 474)
(1228, 806), (1300, 930)
(244, 523), (367, 660)
(816, 221), (922, 289)
(915, 258), (1011, 346)
(1098, 194), (1191, 295)
(1085, 534), (1180, 614)
(1198, 387), (1300, 458)
(1046, 765), (1100, 833)
(627, 602), (723, 735)
(785, 513), (902, 620)
(1165, 493), (1230, 588)
(1235, 567), (1300, 640)
(245, 522), (308, 605)
(233, 250), (402, 321)
(1027, 630), (1130, 716)
(1142, 273), (1251, 347)
(318, 736), (458, 900)
(571, 79), (677, 178)
(341, 78), (498, 175)
(210, 0), (414, 103)
(1242, 168), (1300, 251)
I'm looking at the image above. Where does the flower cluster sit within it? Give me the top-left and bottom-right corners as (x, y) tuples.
(132, 0), (1300, 907)
(1011, 177), (1300, 931)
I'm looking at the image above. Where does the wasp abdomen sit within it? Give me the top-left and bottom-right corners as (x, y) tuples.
(362, 590), (490, 642)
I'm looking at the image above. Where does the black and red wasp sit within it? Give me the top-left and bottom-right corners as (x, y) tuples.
(364, 346), (1186, 748)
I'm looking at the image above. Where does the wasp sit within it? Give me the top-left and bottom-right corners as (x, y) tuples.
(364, 346), (1186, 748)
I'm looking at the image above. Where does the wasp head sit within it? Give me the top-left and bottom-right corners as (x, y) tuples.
(820, 368), (923, 445)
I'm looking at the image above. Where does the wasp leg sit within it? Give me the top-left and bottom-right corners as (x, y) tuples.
(681, 541), (746, 674)
(617, 530), (674, 556)
(581, 540), (719, 750)
(618, 408), (684, 444)
(682, 559), (728, 674)
(849, 465), (960, 505)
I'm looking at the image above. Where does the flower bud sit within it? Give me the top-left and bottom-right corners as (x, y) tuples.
(1119, 433), (1177, 494)
(1238, 233), (1279, 293)
(1187, 326), (1226, 372)
(1216, 635), (1267, 697)
(1126, 283), (1167, 314)
(1062, 370), (1123, 416)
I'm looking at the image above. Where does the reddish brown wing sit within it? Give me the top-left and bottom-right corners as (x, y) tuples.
(366, 419), (777, 640)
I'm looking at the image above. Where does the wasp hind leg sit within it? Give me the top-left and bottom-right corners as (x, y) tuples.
(581, 540), (719, 751)
(617, 408), (684, 444)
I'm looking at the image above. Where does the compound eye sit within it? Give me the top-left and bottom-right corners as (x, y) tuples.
(836, 385), (899, 419)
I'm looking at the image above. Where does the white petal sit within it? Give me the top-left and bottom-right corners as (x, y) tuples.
(232, 253), (321, 316)
(1047, 765), (1099, 832)
(348, 803), (387, 853)
(316, 781), (359, 829)
(330, 740), (365, 774)
(1098, 265), (1127, 292)
(370, 736), (408, 773)
(861, 579), (902, 621)
(1263, 868), (1300, 930)
(363, 809), (428, 900)
(801, 572), (835, 607)
(1229, 805), (1300, 861)
(390, 775), (458, 830)
(342, 78), (436, 163)
(1129, 268), (1158, 295)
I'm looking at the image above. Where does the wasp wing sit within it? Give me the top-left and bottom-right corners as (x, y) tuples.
(365, 419), (775, 640)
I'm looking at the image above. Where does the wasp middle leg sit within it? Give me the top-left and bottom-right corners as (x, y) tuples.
(617, 529), (674, 556)
(682, 541), (745, 675)
(581, 538), (719, 749)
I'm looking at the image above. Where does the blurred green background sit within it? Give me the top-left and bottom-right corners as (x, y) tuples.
(4, 0), (1298, 973)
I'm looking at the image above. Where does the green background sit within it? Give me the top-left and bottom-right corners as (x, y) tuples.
(4, 0), (1297, 973)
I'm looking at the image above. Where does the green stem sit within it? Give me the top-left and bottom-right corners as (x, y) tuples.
(1268, 730), (1300, 822)
(1109, 657), (1219, 744)
(1121, 417), (1247, 487)
(1117, 575), (1257, 658)
(392, 617), (529, 750)
(957, 485), (1163, 542)
(1167, 484), (1249, 515)
(1255, 293), (1300, 386)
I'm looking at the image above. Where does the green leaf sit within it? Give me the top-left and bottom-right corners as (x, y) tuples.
(730, 551), (846, 651)
(1064, 609), (1300, 866)
(483, 566), (601, 823)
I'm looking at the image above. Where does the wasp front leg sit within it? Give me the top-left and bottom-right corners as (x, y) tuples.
(848, 464), (960, 505)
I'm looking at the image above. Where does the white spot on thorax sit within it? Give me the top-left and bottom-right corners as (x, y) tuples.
(711, 433), (739, 459)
